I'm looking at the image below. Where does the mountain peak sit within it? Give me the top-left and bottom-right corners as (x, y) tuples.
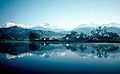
(1, 22), (120, 32)
(2, 22), (33, 29)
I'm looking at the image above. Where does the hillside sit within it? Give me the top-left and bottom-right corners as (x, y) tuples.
(0, 26), (64, 41)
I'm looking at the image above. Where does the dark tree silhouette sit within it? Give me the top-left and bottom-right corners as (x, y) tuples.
(79, 32), (87, 39)
(91, 26), (108, 39)
(29, 32), (40, 41)
(107, 32), (119, 39)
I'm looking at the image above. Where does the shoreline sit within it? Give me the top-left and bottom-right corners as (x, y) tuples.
(1, 40), (120, 44)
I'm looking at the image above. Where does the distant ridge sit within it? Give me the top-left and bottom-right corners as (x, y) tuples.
(0, 26), (64, 41)
(0, 22), (120, 35)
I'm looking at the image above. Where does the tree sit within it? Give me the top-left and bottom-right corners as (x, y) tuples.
(64, 31), (78, 41)
(79, 32), (87, 39)
(101, 26), (108, 37)
(91, 26), (108, 39)
(29, 31), (40, 41)
(70, 31), (77, 40)
(91, 26), (120, 40)
(71, 31), (77, 35)
(107, 32), (119, 39)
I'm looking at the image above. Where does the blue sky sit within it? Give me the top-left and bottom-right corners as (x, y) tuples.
(0, 0), (120, 29)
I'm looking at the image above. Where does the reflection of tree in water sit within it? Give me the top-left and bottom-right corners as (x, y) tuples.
(66, 46), (77, 51)
(0, 43), (66, 59)
(29, 43), (41, 51)
(66, 44), (87, 52)
(0, 43), (30, 55)
(0, 42), (54, 55)
(92, 44), (119, 58)
(66, 44), (120, 58)
(29, 43), (58, 51)
(79, 45), (87, 52)
(29, 43), (66, 58)
(0, 42), (120, 59)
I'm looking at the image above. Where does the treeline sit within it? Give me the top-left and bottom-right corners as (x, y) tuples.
(62, 26), (120, 42)
(29, 26), (120, 42)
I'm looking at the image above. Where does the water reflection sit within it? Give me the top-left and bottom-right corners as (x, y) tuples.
(66, 43), (120, 59)
(0, 42), (30, 55)
(0, 42), (120, 59)
(0, 42), (66, 59)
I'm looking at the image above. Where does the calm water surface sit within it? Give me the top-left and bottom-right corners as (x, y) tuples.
(0, 41), (120, 74)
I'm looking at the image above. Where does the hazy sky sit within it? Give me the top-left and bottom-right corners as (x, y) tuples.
(0, 0), (120, 29)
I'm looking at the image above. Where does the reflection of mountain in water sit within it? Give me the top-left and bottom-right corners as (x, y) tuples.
(0, 42), (120, 59)
(29, 43), (66, 58)
(0, 42), (30, 55)
(66, 43), (120, 59)
(0, 42), (66, 59)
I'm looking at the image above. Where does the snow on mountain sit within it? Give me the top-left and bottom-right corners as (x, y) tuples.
(74, 23), (101, 28)
(0, 22), (66, 32)
(74, 22), (120, 29)
(102, 22), (120, 27)
(2, 22), (33, 28)
(1, 22), (120, 33)
(31, 23), (66, 32)
(32, 23), (55, 30)
(72, 22), (120, 34)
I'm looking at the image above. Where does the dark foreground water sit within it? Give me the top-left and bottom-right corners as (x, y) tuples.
(0, 41), (120, 74)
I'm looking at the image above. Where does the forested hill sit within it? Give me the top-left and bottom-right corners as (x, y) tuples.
(0, 26), (64, 41)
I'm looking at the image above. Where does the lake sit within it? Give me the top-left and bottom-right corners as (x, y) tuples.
(0, 41), (120, 74)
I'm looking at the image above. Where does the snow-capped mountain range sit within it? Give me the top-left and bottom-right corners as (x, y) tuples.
(1, 22), (120, 32)
(2, 22), (33, 28)
(1, 22), (66, 32)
